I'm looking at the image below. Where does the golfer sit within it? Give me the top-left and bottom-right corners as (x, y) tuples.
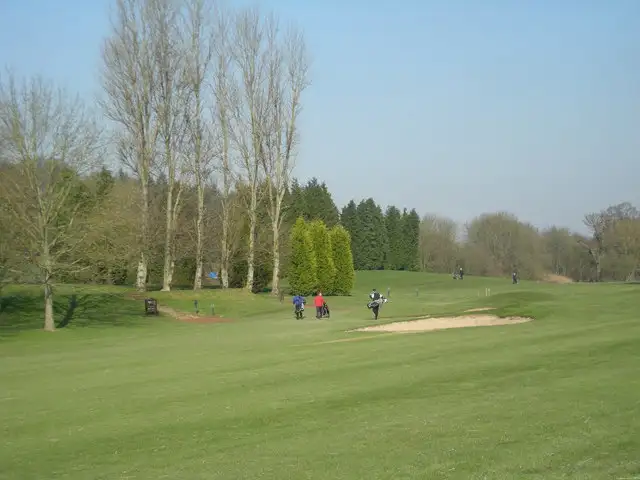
(314, 292), (324, 319)
(292, 294), (305, 319)
(369, 288), (381, 320)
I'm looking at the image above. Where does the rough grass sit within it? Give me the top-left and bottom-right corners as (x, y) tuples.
(1, 272), (640, 479)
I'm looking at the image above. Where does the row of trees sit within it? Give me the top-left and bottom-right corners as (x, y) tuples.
(1, 1), (637, 332)
(284, 177), (640, 283)
(287, 179), (422, 271)
(99, 0), (310, 298)
(288, 218), (355, 296)
(342, 200), (420, 271)
(418, 203), (640, 282)
(0, 0), (312, 330)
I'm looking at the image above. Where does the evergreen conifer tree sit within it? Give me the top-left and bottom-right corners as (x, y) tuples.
(384, 205), (403, 269)
(309, 220), (336, 294)
(330, 225), (355, 295)
(288, 217), (318, 295)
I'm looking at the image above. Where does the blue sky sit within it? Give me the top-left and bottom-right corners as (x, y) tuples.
(1, 0), (639, 233)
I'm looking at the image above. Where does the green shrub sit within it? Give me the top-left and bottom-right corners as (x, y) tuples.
(330, 225), (355, 295)
(288, 217), (318, 295)
(229, 258), (272, 293)
(308, 220), (336, 294)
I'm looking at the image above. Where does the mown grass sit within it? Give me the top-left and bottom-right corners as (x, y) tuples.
(1, 272), (639, 479)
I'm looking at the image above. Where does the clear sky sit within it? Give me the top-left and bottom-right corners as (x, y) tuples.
(1, 0), (639, 233)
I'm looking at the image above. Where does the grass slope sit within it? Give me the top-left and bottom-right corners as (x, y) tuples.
(1, 272), (639, 479)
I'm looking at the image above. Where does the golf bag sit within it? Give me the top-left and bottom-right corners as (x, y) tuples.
(318, 301), (330, 319)
(367, 297), (388, 309)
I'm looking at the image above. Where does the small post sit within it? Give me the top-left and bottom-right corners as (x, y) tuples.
(210, 303), (215, 316)
(387, 287), (391, 298)
(415, 288), (419, 297)
(279, 290), (284, 303)
(194, 299), (199, 314)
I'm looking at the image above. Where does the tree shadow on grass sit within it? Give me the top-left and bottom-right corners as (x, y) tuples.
(0, 290), (156, 336)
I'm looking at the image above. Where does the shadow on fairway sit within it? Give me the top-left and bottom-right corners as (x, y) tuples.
(0, 290), (151, 336)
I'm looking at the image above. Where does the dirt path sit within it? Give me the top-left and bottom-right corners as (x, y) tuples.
(156, 305), (231, 324)
(126, 293), (231, 324)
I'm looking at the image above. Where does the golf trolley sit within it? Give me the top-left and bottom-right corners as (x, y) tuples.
(317, 301), (330, 319)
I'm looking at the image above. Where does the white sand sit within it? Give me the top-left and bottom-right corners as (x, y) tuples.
(352, 314), (531, 333)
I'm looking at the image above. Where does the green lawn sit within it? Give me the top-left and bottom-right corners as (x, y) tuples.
(1, 272), (639, 479)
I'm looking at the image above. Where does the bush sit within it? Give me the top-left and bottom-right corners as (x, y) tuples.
(172, 256), (197, 286)
(288, 217), (318, 295)
(229, 257), (272, 293)
(308, 220), (336, 294)
(330, 225), (355, 295)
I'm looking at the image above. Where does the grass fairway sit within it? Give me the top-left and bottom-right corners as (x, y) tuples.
(1, 272), (640, 479)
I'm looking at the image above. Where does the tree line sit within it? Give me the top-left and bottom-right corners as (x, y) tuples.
(417, 203), (640, 283)
(278, 178), (640, 284)
(1, 0), (638, 333)
(1, 0), (313, 330)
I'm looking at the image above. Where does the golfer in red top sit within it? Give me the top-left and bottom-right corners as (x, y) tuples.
(314, 292), (324, 319)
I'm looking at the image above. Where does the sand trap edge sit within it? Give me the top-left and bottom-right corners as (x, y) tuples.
(349, 314), (532, 334)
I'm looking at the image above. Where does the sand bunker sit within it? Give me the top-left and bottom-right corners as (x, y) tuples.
(352, 314), (531, 334)
(464, 307), (495, 313)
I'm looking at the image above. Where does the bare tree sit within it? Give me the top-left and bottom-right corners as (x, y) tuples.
(0, 73), (101, 331)
(419, 214), (459, 273)
(259, 18), (310, 295)
(581, 212), (607, 282)
(229, 7), (268, 292)
(150, 0), (189, 291)
(211, 5), (237, 289)
(464, 212), (543, 279)
(0, 183), (17, 293)
(541, 226), (574, 276)
(82, 177), (140, 284)
(100, 0), (159, 292)
(183, 0), (215, 290)
(610, 218), (640, 280)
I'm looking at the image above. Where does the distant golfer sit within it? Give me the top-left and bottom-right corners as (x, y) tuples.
(459, 267), (464, 280)
(512, 271), (518, 284)
(314, 292), (324, 319)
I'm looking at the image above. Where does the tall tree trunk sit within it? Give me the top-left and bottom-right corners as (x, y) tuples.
(193, 171), (204, 290)
(162, 151), (175, 292)
(192, 67), (205, 290)
(193, 257), (203, 290)
(44, 282), (54, 332)
(245, 191), (257, 292)
(271, 221), (280, 295)
(220, 203), (230, 289)
(270, 198), (283, 295)
(136, 178), (149, 292)
(193, 188), (203, 290)
(219, 135), (231, 290)
(169, 258), (175, 286)
(162, 211), (173, 291)
(136, 254), (148, 292)
(42, 233), (55, 332)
